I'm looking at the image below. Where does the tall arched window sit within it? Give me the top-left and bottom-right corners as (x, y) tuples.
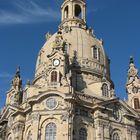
(27, 131), (32, 140)
(134, 98), (140, 109)
(51, 71), (57, 82)
(64, 6), (69, 19)
(75, 5), (82, 19)
(112, 133), (120, 140)
(93, 47), (98, 59)
(46, 123), (56, 140)
(79, 128), (87, 140)
(102, 83), (109, 97)
(92, 46), (100, 61)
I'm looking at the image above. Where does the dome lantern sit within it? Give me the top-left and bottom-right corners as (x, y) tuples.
(60, 0), (86, 29)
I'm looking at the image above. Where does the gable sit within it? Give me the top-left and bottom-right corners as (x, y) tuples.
(96, 98), (140, 119)
(0, 105), (18, 121)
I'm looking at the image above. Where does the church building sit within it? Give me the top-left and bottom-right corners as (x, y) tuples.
(0, 0), (140, 140)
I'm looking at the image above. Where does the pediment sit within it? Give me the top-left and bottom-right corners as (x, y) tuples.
(97, 98), (140, 119)
(0, 105), (18, 121)
(28, 90), (68, 105)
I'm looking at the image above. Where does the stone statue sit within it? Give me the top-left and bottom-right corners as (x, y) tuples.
(46, 32), (52, 41)
(12, 67), (22, 91)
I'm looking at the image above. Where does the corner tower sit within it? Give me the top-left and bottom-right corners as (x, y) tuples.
(6, 67), (22, 106)
(126, 57), (140, 111)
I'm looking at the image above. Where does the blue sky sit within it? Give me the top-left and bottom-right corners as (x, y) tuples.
(0, 0), (140, 108)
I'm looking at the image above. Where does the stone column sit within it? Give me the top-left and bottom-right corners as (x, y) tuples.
(72, 3), (75, 18)
(82, 5), (86, 22)
(69, 2), (73, 19)
(61, 9), (64, 21)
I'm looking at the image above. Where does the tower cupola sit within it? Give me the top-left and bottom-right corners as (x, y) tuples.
(6, 67), (23, 106)
(60, 0), (86, 29)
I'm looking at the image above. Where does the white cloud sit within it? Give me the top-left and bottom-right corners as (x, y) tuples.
(0, 73), (13, 78)
(0, 1), (60, 25)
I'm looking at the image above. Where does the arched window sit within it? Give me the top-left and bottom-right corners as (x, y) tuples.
(92, 46), (100, 61)
(134, 98), (140, 109)
(93, 47), (98, 59)
(46, 123), (56, 140)
(112, 133), (120, 140)
(27, 131), (32, 140)
(64, 6), (69, 19)
(75, 5), (82, 19)
(79, 128), (87, 140)
(102, 83), (109, 97)
(51, 71), (57, 82)
(98, 48), (100, 61)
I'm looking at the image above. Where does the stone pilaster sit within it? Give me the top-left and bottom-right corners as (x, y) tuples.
(31, 113), (40, 140)
(95, 120), (104, 140)
(103, 123), (110, 140)
(132, 128), (137, 140)
(125, 127), (137, 140)
(13, 123), (24, 140)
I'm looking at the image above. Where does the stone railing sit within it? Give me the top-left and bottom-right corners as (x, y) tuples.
(77, 59), (104, 75)
(76, 92), (93, 104)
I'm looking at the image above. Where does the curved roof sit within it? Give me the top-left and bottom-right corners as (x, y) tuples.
(35, 27), (109, 80)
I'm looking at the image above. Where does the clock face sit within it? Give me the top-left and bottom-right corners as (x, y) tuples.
(53, 59), (60, 66)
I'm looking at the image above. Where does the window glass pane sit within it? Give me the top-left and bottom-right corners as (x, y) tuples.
(112, 133), (120, 140)
(75, 5), (82, 19)
(93, 47), (98, 59)
(80, 110), (88, 117)
(46, 98), (57, 109)
(79, 128), (87, 140)
(46, 123), (56, 140)
(102, 84), (109, 97)
(51, 71), (57, 82)
(64, 6), (69, 18)
(134, 98), (140, 109)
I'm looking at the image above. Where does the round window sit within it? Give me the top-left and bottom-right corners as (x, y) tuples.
(46, 98), (57, 110)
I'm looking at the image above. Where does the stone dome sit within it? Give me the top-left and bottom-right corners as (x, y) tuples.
(32, 0), (114, 98)
(34, 27), (110, 82)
